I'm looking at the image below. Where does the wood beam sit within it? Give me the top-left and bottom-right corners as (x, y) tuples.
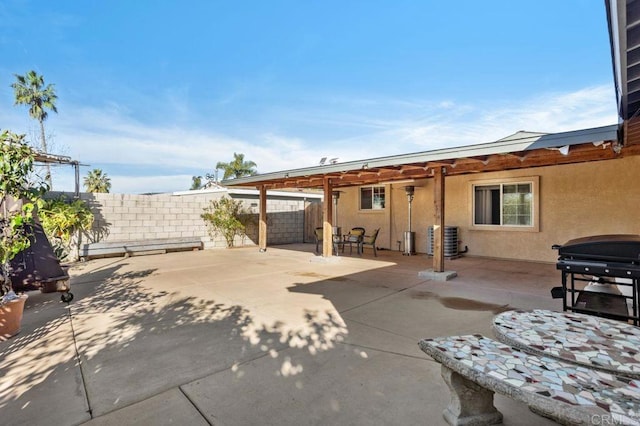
(322, 178), (334, 257)
(442, 144), (624, 176)
(258, 185), (267, 252)
(426, 160), (454, 167)
(433, 167), (445, 272)
(234, 141), (638, 191)
(461, 156), (490, 165)
(500, 152), (528, 162)
(626, 117), (640, 145)
(622, 143), (640, 156)
(400, 164), (426, 172)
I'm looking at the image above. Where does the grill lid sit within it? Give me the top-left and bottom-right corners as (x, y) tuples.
(553, 234), (640, 263)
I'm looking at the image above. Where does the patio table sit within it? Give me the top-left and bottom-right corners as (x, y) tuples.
(492, 309), (640, 379)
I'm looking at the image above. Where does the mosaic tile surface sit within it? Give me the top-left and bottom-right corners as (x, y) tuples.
(493, 309), (640, 378)
(420, 334), (640, 424)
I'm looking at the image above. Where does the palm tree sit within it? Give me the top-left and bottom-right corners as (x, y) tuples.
(190, 175), (203, 190)
(216, 153), (258, 180)
(84, 169), (111, 193)
(11, 70), (58, 187)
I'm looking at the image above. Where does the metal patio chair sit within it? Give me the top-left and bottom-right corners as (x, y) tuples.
(343, 227), (365, 255)
(360, 228), (380, 257)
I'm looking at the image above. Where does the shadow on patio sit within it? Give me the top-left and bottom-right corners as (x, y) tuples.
(0, 245), (561, 426)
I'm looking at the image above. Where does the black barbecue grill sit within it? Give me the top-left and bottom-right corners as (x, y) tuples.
(552, 234), (640, 325)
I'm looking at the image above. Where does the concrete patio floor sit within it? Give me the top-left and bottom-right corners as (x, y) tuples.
(0, 244), (563, 425)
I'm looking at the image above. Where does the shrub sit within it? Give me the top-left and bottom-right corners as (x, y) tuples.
(39, 196), (94, 260)
(201, 196), (256, 248)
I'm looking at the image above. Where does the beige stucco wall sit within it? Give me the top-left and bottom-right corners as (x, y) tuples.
(337, 155), (640, 263)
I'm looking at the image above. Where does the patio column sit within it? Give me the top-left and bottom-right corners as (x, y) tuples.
(258, 185), (267, 252)
(433, 167), (445, 272)
(74, 162), (80, 198)
(322, 178), (334, 257)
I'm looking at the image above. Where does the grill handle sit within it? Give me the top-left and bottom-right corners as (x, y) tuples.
(551, 244), (561, 250)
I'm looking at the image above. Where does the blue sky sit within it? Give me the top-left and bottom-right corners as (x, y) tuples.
(0, 1), (617, 193)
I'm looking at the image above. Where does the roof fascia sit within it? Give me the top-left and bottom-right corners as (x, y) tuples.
(172, 187), (322, 199)
(605, 0), (626, 121)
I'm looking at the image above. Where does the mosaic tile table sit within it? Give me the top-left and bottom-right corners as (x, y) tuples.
(493, 309), (640, 379)
(419, 334), (640, 425)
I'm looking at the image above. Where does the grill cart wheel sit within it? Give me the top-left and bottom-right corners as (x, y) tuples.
(61, 292), (73, 303)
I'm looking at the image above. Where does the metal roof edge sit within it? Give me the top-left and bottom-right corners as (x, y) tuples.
(171, 187), (322, 199)
(525, 124), (619, 150)
(222, 124), (620, 187)
(171, 188), (227, 196)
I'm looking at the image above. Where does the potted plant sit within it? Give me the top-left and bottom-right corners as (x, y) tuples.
(0, 130), (46, 340)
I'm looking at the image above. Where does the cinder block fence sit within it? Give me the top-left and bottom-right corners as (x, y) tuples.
(46, 188), (322, 258)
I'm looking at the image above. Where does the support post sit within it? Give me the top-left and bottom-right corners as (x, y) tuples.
(322, 178), (334, 257)
(74, 162), (80, 198)
(433, 167), (445, 272)
(258, 185), (267, 252)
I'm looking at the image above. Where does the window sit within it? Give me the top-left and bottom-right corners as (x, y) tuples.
(360, 186), (385, 210)
(473, 180), (536, 228)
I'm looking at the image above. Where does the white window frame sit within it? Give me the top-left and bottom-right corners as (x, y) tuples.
(470, 176), (539, 232)
(359, 185), (385, 211)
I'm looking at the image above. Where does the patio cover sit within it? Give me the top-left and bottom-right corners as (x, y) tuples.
(221, 124), (635, 268)
(222, 124), (624, 190)
(34, 151), (84, 196)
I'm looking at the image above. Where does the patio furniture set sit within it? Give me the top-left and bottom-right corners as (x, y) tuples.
(314, 227), (380, 257)
(419, 309), (640, 425)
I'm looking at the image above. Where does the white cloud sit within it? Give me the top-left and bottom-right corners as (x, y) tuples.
(54, 107), (249, 169)
(317, 84), (617, 159)
(1, 84), (618, 194)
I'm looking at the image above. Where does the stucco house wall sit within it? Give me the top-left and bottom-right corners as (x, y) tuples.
(336, 155), (640, 263)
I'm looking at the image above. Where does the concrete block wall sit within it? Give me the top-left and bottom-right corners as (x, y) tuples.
(46, 191), (309, 253)
(264, 199), (304, 245)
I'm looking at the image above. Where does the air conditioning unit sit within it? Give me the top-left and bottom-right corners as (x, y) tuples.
(427, 226), (461, 259)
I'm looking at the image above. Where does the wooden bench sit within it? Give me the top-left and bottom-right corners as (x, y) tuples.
(419, 334), (640, 426)
(80, 237), (203, 260)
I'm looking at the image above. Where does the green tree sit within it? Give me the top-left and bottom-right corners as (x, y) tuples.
(84, 168), (111, 193)
(0, 130), (47, 296)
(190, 175), (203, 190)
(201, 196), (256, 248)
(216, 153), (257, 180)
(11, 70), (58, 187)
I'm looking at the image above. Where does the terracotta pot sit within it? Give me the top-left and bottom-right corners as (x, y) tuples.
(0, 294), (28, 341)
